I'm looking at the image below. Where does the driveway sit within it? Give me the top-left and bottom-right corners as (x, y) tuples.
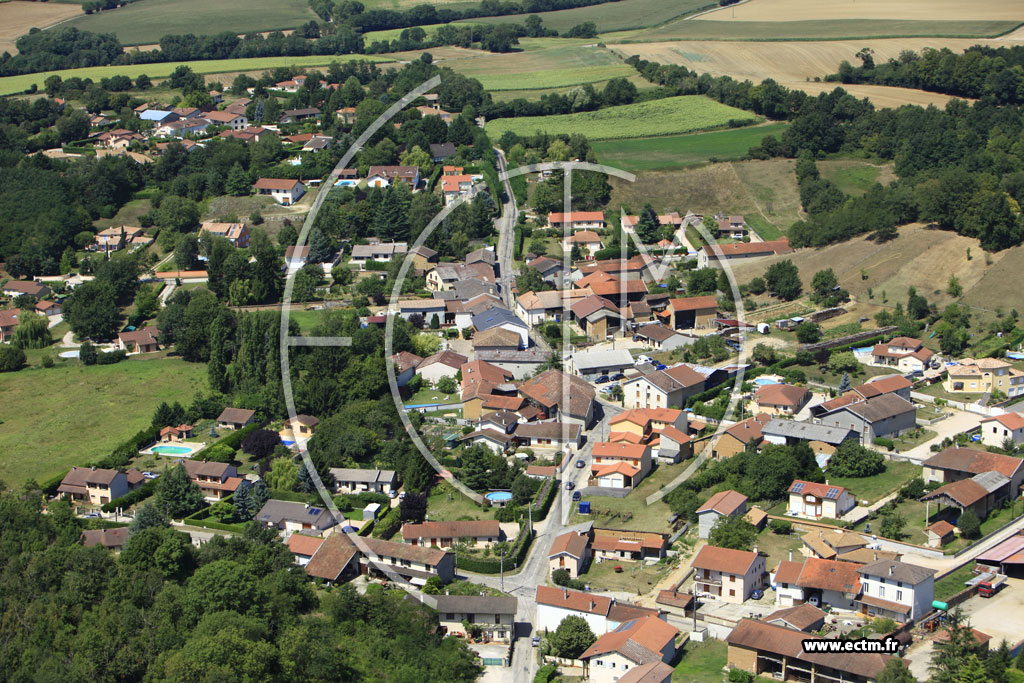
(896, 408), (983, 462)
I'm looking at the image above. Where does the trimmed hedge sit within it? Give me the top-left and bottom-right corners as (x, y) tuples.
(531, 477), (557, 522)
(101, 478), (157, 512)
(456, 528), (534, 574)
(373, 505), (402, 539)
(535, 665), (557, 683)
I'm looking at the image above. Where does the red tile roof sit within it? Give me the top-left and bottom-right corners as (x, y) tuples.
(754, 383), (809, 408)
(253, 178), (303, 190)
(691, 545), (759, 574)
(922, 447), (1023, 480)
(535, 585), (611, 614)
(548, 211), (604, 223)
(981, 412), (1024, 430)
(669, 295), (718, 312)
(796, 557), (861, 594)
(549, 531), (589, 559)
(697, 489), (748, 516)
(593, 442), (649, 460)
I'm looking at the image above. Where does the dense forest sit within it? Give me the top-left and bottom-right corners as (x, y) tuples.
(628, 56), (1024, 251)
(830, 44), (1024, 105)
(0, 490), (479, 681)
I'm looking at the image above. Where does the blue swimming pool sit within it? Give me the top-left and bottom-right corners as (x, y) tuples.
(152, 445), (192, 455)
(753, 378), (780, 386)
(1008, 352), (1024, 360)
(485, 491), (513, 503)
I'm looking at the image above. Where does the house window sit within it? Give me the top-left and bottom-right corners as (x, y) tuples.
(896, 590), (903, 601)
(879, 586), (885, 598)
(729, 589), (735, 597)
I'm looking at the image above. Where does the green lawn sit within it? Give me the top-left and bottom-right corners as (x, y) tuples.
(891, 428), (938, 452)
(0, 53), (394, 97)
(0, 356), (208, 486)
(427, 481), (493, 521)
(671, 639), (728, 683)
(570, 461), (687, 533)
(577, 557), (674, 595)
(67, 0), (318, 45)
(828, 461), (922, 505)
(818, 163), (883, 196)
(753, 527), (804, 573)
(485, 95), (758, 142)
(593, 123), (789, 174)
(472, 65), (637, 92)
(607, 18), (1021, 42)
(407, 387), (460, 406)
(918, 381), (984, 405)
(934, 562), (976, 601)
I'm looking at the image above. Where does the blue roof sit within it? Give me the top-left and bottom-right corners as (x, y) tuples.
(140, 110), (172, 121)
(472, 307), (524, 331)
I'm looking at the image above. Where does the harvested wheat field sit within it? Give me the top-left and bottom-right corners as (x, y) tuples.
(0, 1), (82, 54)
(609, 38), (994, 107)
(698, 0), (1024, 23)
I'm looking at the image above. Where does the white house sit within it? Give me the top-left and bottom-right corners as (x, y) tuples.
(417, 350), (468, 383)
(253, 178), (305, 205)
(580, 617), (679, 683)
(535, 585), (662, 635)
(980, 412), (1024, 448)
(204, 110), (248, 129)
(787, 480), (856, 520)
(856, 559), (936, 622)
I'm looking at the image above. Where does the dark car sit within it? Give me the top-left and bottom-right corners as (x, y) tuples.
(572, 491), (582, 501)
(575, 459), (585, 468)
(751, 589), (764, 600)
(565, 481), (575, 491)
(610, 373), (625, 381)
(654, 363), (667, 370)
(595, 375), (611, 384)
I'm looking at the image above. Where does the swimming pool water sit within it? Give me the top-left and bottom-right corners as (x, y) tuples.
(152, 445), (192, 455)
(485, 491), (513, 502)
(753, 378), (780, 386)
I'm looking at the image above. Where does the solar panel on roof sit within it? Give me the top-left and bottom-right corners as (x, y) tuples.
(309, 508), (321, 515)
(791, 482), (805, 494)
(825, 488), (840, 499)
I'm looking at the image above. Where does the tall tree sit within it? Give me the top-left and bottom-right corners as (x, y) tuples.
(154, 463), (206, 519)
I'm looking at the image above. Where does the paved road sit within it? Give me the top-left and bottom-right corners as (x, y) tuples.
(493, 148), (519, 309)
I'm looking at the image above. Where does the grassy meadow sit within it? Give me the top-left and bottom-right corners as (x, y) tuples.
(66, 0), (317, 45)
(485, 95), (756, 141)
(593, 122), (789, 173)
(0, 356), (208, 486)
(463, 0), (713, 34)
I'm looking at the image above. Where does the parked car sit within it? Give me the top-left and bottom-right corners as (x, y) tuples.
(654, 363), (667, 370)
(565, 481), (575, 491)
(575, 459), (585, 468)
(595, 375), (610, 384)
(751, 589), (764, 600)
(636, 355), (653, 365)
(142, 471), (158, 479)
(84, 512), (101, 518)
(532, 636), (540, 647)
(610, 373), (625, 381)
(599, 385), (615, 394)
(572, 491), (582, 501)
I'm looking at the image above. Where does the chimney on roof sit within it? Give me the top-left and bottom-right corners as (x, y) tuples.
(789, 550), (792, 562)
(826, 479), (829, 486)
(874, 552), (878, 561)
(753, 545), (758, 555)
(889, 565), (894, 576)
(590, 600), (595, 610)
(563, 588), (568, 600)
(304, 503), (309, 509)
(91, 466), (96, 471)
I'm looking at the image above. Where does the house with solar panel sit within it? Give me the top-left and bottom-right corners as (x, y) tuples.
(256, 500), (339, 536)
(787, 480), (855, 520)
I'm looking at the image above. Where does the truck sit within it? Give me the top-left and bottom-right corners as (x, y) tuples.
(977, 574), (1006, 598)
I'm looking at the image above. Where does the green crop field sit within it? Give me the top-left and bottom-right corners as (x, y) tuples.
(593, 122), (789, 173)
(474, 65), (635, 90)
(66, 0), (318, 45)
(463, 0), (713, 34)
(485, 95), (757, 141)
(0, 356), (208, 487)
(0, 54), (394, 97)
(607, 18), (1020, 43)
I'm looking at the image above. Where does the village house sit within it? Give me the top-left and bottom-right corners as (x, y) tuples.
(366, 165), (420, 188)
(633, 323), (694, 352)
(763, 603), (827, 632)
(869, 337), (935, 373)
(514, 421), (584, 450)
(714, 214), (748, 239)
(696, 238), (793, 269)
(696, 489), (748, 539)
(574, 271), (648, 308)
(753, 383), (811, 416)
(547, 211), (605, 231)
(799, 529), (880, 562)
(473, 326), (523, 351)
(181, 460), (243, 501)
(622, 364), (707, 410)
(817, 393), (917, 445)
(350, 241), (408, 268)
(726, 618), (895, 683)
(159, 424), (193, 442)
(535, 585), (662, 633)
(475, 348), (550, 379)
(279, 107), (321, 124)
(429, 142), (456, 161)
(712, 413), (771, 458)
(549, 530), (591, 578)
(562, 230), (604, 259)
(418, 350), (468, 383)
(253, 178), (305, 205)
(621, 211), (683, 234)
(401, 520), (503, 548)
(921, 446), (1024, 497)
(441, 174), (475, 204)
(57, 466), (145, 505)
(787, 480), (856, 520)
(287, 533), (330, 567)
(944, 357), (1024, 397)
(257, 499), (338, 535)
(432, 595), (517, 643)
(81, 527), (132, 553)
(980, 412), (1024, 448)
(760, 419), (856, 463)
(390, 350), (423, 387)
(425, 262), (494, 291)
(91, 226), (147, 253)
(302, 135), (332, 153)
(215, 407), (256, 430)
(397, 298), (447, 325)
(666, 295), (718, 330)
(2, 279), (50, 299)
(200, 221), (250, 248)
(856, 559), (936, 622)
(519, 369), (596, 427)
(526, 255), (571, 287)
(778, 556), (862, 611)
(117, 326), (161, 353)
(577, 254), (655, 283)
(590, 442), (652, 489)
(0, 309), (20, 342)
(409, 245), (438, 271)
(203, 109), (248, 129)
(570, 295), (625, 342)
(359, 536), (455, 585)
(472, 308), (529, 348)
(139, 109), (178, 125)
(591, 528), (667, 563)
(282, 414), (319, 440)
(328, 468), (398, 495)
(691, 545), (766, 604)
(460, 427), (515, 454)
(33, 300), (61, 317)
(580, 616), (680, 683)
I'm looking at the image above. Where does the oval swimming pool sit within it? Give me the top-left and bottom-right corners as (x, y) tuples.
(753, 377), (780, 386)
(485, 491), (513, 503)
(151, 445), (192, 455)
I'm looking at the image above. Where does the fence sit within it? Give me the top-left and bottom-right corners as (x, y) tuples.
(911, 391), (1006, 418)
(767, 514), (946, 559)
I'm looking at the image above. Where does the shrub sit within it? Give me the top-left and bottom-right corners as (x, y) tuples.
(769, 519), (792, 535)
(534, 665), (557, 683)
(872, 437), (895, 451)
(729, 669), (755, 683)
(101, 479), (157, 512)
(958, 508), (981, 539)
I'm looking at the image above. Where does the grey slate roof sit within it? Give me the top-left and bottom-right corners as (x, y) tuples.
(473, 307), (526, 332)
(256, 500), (338, 530)
(429, 594), (517, 615)
(857, 559), (937, 585)
(761, 419), (855, 445)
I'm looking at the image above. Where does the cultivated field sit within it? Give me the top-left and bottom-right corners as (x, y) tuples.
(593, 122), (789, 173)
(0, 54), (394, 97)
(464, 0), (712, 34)
(66, 0), (318, 45)
(609, 19), (1019, 42)
(729, 223), (1024, 320)
(608, 38), (999, 107)
(485, 95), (756, 140)
(697, 0), (1024, 23)
(0, 356), (208, 486)
(608, 158), (803, 235)
(474, 64), (636, 90)
(0, 1), (83, 54)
